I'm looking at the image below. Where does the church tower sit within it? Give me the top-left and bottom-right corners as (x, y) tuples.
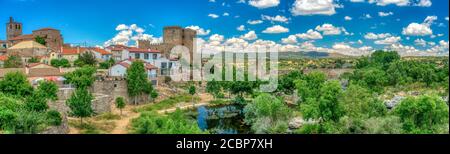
(6, 17), (23, 40)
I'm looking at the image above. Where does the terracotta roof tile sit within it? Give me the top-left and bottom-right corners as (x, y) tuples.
(28, 68), (62, 77)
(0, 55), (8, 61)
(92, 48), (112, 55)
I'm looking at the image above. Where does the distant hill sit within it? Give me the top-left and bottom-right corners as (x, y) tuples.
(277, 51), (351, 59)
(201, 51), (353, 60)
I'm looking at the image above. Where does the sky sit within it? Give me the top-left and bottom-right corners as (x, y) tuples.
(0, 0), (449, 56)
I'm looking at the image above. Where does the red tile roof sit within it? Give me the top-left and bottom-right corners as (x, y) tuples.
(116, 60), (158, 70)
(62, 47), (87, 55)
(106, 45), (129, 51)
(92, 48), (112, 55)
(0, 55), (8, 61)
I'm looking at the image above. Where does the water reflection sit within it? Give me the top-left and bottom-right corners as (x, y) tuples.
(194, 105), (251, 134)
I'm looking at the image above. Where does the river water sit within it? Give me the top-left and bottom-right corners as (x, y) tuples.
(189, 105), (252, 134)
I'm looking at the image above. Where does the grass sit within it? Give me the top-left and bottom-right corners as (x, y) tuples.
(209, 99), (232, 106)
(69, 118), (116, 134)
(94, 113), (121, 121)
(135, 94), (201, 112)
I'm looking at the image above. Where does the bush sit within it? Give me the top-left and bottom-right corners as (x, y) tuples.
(131, 110), (205, 134)
(244, 93), (292, 134)
(46, 110), (62, 126)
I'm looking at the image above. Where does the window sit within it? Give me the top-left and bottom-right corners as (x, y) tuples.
(153, 54), (157, 60)
(135, 53), (140, 59)
(144, 53), (149, 59)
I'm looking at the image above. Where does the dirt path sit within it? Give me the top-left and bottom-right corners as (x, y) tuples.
(110, 105), (141, 134)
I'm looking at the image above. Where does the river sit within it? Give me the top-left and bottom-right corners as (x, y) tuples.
(187, 104), (252, 134)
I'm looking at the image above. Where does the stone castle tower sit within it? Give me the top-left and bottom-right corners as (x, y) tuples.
(137, 26), (197, 59)
(6, 17), (23, 40)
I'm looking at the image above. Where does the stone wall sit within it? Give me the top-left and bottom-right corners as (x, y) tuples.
(40, 113), (69, 134)
(91, 80), (129, 102)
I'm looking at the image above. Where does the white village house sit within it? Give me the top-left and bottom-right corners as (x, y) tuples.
(109, 59), (159, 85)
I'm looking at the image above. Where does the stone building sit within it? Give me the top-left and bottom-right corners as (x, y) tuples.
(4, 17), (64, 52)
(7, 40), (50, 64)
(137, 26), (197, 60)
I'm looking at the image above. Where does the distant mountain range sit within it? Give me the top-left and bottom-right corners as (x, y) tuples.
(277, 51), (351, 59)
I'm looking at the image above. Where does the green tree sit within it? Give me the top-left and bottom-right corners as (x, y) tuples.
(294, 71), (327, 103)
(0, 72), (33, 97)
(36, 81), (58, 101)
(127, 61), (152, 105)
(188, 85), (196, 104)
(150, 90), (159, 103)
(4, 55), (23, 68)
(278, 71), (303, 94)
(300, 80), (344, 133)
(66, 88), (94, 124)
(99, 58), (116, 69)
(244, 93), (292, 134)
(64, 66), (96, 89)
(46, 110), (62, 126)
(131, 110), (204, 134)
(52, 59), (71, 68)
(394, 95), (449, 134)
(206, 79), (221, 99)
(25, 91), (48, 112)
(115, 97), (126, 116)
(340, 84), (386, 118)
(350, 67), (387, 92)
(370, 50), (400, 69)
(75, 52), (97, 67)
(35, 36), (46, 46)
(28, 57), (40, 63)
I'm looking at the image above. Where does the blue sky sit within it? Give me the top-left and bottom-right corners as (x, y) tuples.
(0, 0), (448, 56)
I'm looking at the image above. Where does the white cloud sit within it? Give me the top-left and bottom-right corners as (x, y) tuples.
(415, 0), (432, 7)
(261, 15), (290, 23)
(115, 24), (129, 31)
(223, 12), (230, 16)
(364, 32), (392, 39)
(240, 31), (258, 40)
(247, 20), (264, 25)
(315, 23), (347, 35)
(296, 29), (323, 40)
(186, 25), (211, 36)
(344, 16), (353, 21)
(291, 0), (336, 16)
(281, 35), (298, 44)
(363, 14), (372, 19)
(369, 0), (410, 6)
(209, 34), (224, 42)
(225, 37), (249, 48)
(423, 15), (437, 26)
(378, 11), (394, 17)
(208, 14), (220, 19)
(374, 36), (402, 45)
(248, 0), (280, 9)
(402, 23), (433, 36)
(414, 38), (427, 47)
(237, 25), (246, 31)
(262, 25), (289, 34)
(105, 24), (161, 46)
